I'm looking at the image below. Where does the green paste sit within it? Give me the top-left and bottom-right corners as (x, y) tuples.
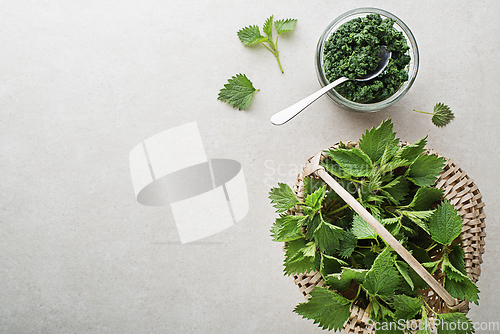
(323, 14), (411, 103)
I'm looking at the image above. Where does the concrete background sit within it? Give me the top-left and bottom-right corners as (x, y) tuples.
(1, 0), (498, 333)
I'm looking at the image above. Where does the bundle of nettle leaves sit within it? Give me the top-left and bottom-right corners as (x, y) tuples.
(269, 119), (479, 334)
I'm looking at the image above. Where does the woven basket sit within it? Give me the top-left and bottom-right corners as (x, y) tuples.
(287, 141), (486, 333)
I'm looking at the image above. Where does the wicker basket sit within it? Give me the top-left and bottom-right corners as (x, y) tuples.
(287, 141), (486, 333)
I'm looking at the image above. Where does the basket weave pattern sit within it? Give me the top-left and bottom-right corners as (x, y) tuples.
(288, 142), (486, 333)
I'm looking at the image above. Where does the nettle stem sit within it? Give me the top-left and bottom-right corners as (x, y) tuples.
(413, 109), (435, 116)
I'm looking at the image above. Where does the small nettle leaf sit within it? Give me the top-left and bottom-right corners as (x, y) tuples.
(320, 253), (349, 277)
(408, 187), (444, 211)
(283, 238), (316, 276)
(337, 230), (357, 259)
(401, 210), (435, 234)
(218, 73), (259, 110)
(395, 260), (414, 291)
(324, 267), (368, 291)
(262, 15), (273, 39)
(304, 185), (327, 212)
(436, 312), (475, 334)
(326, 148), (373, 177)
(382, 176), (410, 205)
(274, 18), (297, 35)
(314, 219), (344, 255)
(432, 103), (455, 127)
(237, 25), (267, 46)
(293, 286), (351, 332)
(448, 243), (467, 275)
(394, 136), (427, 162)
(270, 214), (306, 242)
(406, 153), (446, 187)
(359, 118), (400, 164)
(362, 247), (401, 298)
(392, 294), (422, 321)
(351, 214), (378, 240)
(268, 182), (300, 213)
(428, 200), (462, 245)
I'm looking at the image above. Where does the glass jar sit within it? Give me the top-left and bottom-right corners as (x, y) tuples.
(315, 7), (419, 112)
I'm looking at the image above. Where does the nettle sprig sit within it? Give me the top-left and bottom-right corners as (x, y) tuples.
(238, 15), (297, 73)
(269, 118), (478, 333)
(414, 103), (455, 127)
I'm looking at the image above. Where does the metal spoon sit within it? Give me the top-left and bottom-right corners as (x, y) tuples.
(270, 46), (392, 126)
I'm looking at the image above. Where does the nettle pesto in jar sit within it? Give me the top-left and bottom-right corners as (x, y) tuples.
(323, 14), (411, 103)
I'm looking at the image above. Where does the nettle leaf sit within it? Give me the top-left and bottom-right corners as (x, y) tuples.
(392, 294), (422, 321)
(293, 286), (351, 332)
(237, 25), (267, 45)
(394, 136), (427, 163)
(432, 103), (455, 128)
(436, 312), (474, 334)
(442, 254), (480, 305)
(270, 214), (306, 242)
(322, 158), (350, 179)
(401, 210), (435, 234)
(326, 148), (373, 177)
(303, 176), (325, 196)
(395, 260), (414, 291)
(428, 200), (462, 245)
(320, 253), (349, 277)
(262, 15), (273, 39)
(351, 214), (377, 240)
(269, 182), (300, 213)
(408, 187), (444, 211)
(324, 267), (368, 291)
(274, 18), (297, 35)
(283, 238), (316, 276)
(337, 230), (358, 258)
(448, 243), (467, 275)
(382, 176), (410, 205)
(406, 153), (446, 187)
(362, 247), (401, 298)
(359, 118), (399, 164)
(314, 219), (344, 254)
(304, 185), (327, 212)
(217, 73), (259, 110)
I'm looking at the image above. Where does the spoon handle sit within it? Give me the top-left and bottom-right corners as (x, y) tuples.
(270, 76), (349, 126)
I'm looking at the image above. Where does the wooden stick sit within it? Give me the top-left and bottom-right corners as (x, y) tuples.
(314, 167), (457, 307)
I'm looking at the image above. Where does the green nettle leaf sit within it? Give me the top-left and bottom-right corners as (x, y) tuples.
(394, 136), (427, 162)
(382, 176), (410, 205)
(217, 73), (259, 110)
(359, 118), (400, 164)
(326, 148), (373, 177)
(362, 247), (401, 298)
(270, 214), (306, 242)
(237, 25), (267, 45)
(408, 187), (444, 211)
(283, 238), (316, 276)
(442, 254), (480, 305)
(293, 286), (351, 332)
(268, 182), (300, 213)
(392, 294), (422, 321)
(406, 153), (446, 187)
(401, 210), (435, 234)
(324, 267), (368, 291)
(436, 312), (474, 334)
(337, 230), (358, 258)
(351, 214), (378, 240)
(274, 18), (297, 34)
(262, 15), (273, 39)
(303, 176), (325, 196)
(414, 103), (455, 128)
(428, 200), (463, 245)
(322, 158), (350, 179)
(395, 260), (414, 291)
(304, 185), (327, 213)
(314, 219), (344, 254)
(448, 243), (467, 275)
(320, 253), (349, 277)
